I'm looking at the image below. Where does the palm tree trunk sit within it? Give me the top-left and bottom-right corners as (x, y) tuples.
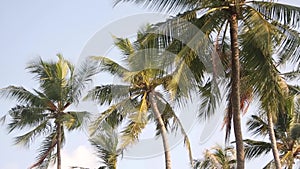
(56, 122), (62, 169)
(229, 7), (245, 169)
(266, 110), (282, 169)
(149, 91), (171, 169)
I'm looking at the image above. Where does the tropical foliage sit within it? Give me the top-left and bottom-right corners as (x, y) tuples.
(193, 145), (236, 169)
(0, 55), (96, 169)
(0, 1), (300, 169)
(85, 30), (195, 169)
(90, 122), (121, 169)
(112, 0), (300, 168)
(244, 87), (300, 168)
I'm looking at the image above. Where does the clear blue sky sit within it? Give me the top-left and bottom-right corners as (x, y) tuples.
(0, 0), (299, 169)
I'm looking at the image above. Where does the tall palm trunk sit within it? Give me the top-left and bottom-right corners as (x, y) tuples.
(149, 91), (171, 169)
(266, 110), (282, 169)
(229, 7), (245, 169)
(56, 122), (62, 169)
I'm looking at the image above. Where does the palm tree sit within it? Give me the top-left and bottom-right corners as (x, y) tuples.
(244, 87), (300, 168)
(89, 122), (121, 169)
(0, 55), (97, 169)
(85, 31), (194, 169)
(193, 145), (236, 169)
(111, 1), (300, 168)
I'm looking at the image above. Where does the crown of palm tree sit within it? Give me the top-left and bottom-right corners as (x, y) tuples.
(0, 54), (98, 169)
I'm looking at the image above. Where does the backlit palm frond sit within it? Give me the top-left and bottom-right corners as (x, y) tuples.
(69, 57), (99, 103)
(194, 145), (236, 169)
(242, 6), (281, 57)
(120, 118), (148, 149)
(167, 60), (195, 101)
(113, 36), (135, 56)
(85, 84), (131, 105)
(251, 1), (300, 28)
(246, 115), (269, 137)
(13, 120), (50, 147)
(243, 139), (272, 160)
(89, 98), (136, 136)
(240, 15), (287, 120)
(198, 79), (222, 120)
(272, 21), (300, 65)
(29, 131), (58, 169)
(92, 56), (130, 79)
(0, 86), (45, 106)
(121, 95), (148, 148)
(195, 7), (228, 36)
(62, 111), (90, 131)
(26, 57), (54, 82)
(281, 69), (300, 81)
(113, 0), (200, 12)
(26, 55), (73, 101)
(90, 124), (120, 169)
(7, 105), (48, 133)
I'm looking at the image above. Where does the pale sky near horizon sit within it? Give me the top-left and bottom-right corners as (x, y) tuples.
(0, 1), (299, 169)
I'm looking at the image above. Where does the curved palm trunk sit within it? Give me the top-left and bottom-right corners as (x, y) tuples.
(149, 91), (171, 169)
(56, 122), (62, 169)
(266, 111), (282, 169)
(229, 8), (245, 169)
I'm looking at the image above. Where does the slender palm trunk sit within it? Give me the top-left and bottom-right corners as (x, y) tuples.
(56, 122), (62, 169)
(229, 7), (245, 169)
(266, 111), (282, 169)
(149, 91), (171, 169)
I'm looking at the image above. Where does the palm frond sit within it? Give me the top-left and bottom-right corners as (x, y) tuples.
(69, 57), (99, 103)
(281, 69), (300, 81)
(251, 1), (300, 28)
(272, 21), (300, 64)
(198, 79), (221, 120)
(113, 36), (135, 56)
(120, 118), (148, 149)
(62, 111), (90, 131)
(194, 145), (236, 169)
(0, 86), (45, 106)
(113, 0), (200, 12)
(243, 139), (272, 160)
(7, 105), (48, 133)
(29, 131), (58, 169)
(26, 56), (70, 101)
(89, 98), (137, 136)
(92, 56), (129, 79)
(13, 120), (50, 147)
(242, 6), (281, 57)
(246, 115), (269, 137)
(0, 114), (6, 125)
(85, 84), (131, 105)
(90, 123), (120, 169)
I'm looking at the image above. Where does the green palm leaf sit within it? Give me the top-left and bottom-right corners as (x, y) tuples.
(243, 139), (272, 160)
(7, 105), (48, 133)
(13, 120), (50, 147)
(0, 86), (46, 106)
(90, 123), (120, 169)
(85, 84), (131, 105)
(92, 56), (129, 79)
(62, 111), (90, 131)
(251, 1), (300, 28)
